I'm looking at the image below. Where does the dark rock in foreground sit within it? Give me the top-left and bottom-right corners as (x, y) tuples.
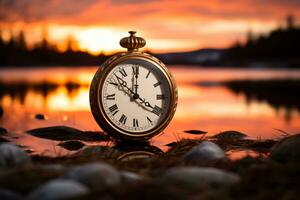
(270, 133), (300, 162)
(26, 126), (109, 141)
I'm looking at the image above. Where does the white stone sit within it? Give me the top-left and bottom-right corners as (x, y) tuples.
(64, 162), (121, 190)
(183, 141), (226, 161)
(27, 179), (88, 200)
(0, 143), (31, 168)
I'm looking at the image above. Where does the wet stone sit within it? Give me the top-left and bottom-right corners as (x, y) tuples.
(183, 141), (226, 161)
(162, 167), (240, 189)
(58, 140), (85, 151)
(27, 179), (88, 200)
(0, 143), (31, 168)
(212, 130), (247, 140)
(27, 126), (108, 141)
(64, 162), (121, 190)
(270, 133), (300, 162)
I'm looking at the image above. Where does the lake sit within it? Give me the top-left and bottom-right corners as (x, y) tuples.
(1, 66), (300, 156)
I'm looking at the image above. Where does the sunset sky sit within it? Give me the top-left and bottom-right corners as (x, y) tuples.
(0, 0), (299, 54)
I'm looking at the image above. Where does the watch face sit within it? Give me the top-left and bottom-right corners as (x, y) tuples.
(100, 59), (172, 134)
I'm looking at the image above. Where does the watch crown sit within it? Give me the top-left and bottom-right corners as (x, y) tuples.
(120, 31), (146, 51)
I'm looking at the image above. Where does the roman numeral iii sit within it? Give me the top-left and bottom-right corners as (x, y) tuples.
(156, 94), (165, 100)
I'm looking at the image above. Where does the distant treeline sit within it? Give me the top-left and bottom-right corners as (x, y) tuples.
(223, 15), (300, 67)
(0, 31), (108, 66)
(0, 16), (300, 67)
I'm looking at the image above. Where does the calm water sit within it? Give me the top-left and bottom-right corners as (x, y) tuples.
(1, 66), (300, 156)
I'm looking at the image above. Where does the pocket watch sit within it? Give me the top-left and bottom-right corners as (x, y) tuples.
(89, 31), (177, 141)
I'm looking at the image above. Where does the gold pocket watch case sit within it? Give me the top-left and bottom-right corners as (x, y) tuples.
(90, 31), (177, 141)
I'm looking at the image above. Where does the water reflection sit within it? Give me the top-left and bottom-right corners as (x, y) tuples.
(0, 66), (300, 155)
(115, 142), (163, 161)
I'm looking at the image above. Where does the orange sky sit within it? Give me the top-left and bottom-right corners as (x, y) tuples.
(0, 0), (299, 54)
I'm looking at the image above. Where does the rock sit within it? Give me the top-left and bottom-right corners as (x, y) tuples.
(184, 130), (207, 135)
(270, 133), (300, 162)
(212, 130), (247, 140)
(0, 189), (22, 200)
(27, 180), (88, 200)
(0, 127), (7, 135)
(64, 162), (121, 190)
(27, 126), (109, 141)
(58, 140), (85, 151)
(162, 167), (239, 189)
(35, 114), (45, 120)
(120, 171), (143, 184)
(183, 141), (226, 161)
(0, 143), (31, 168)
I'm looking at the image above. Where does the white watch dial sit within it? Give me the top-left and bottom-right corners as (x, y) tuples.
(101, 60), (171, 133)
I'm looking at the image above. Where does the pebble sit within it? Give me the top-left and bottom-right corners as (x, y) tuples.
(184, 130), (207, 135)
(0, 189), (22, 200)
(270, 133), (300, 162)
(0, 143), (31, 168)
(120, 171), (143, 184)
(27, 179), (88, 200)
(183, 141), (226, 161)
(35, 114), (45, 120)
(58, 140), (85, 151)
(212, 130), (247, 140)
(64, 162), (121, 190)
(162, 166), (239, 189)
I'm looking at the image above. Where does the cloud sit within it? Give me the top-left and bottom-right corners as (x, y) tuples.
(0, 0), (97, 22)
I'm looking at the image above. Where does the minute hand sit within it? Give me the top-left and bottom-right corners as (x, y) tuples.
(114, 74), (135, 95)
